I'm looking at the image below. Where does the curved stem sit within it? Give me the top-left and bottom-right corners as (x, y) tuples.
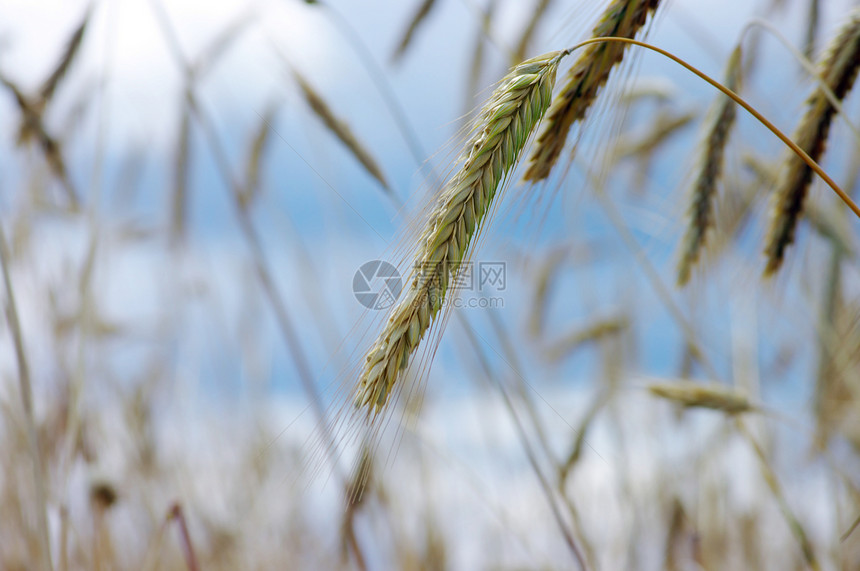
(739, 18), (860, 140)
(561, 37), (860, 220)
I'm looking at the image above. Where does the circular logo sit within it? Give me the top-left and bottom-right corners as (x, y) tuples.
(353, 260), (402, 310)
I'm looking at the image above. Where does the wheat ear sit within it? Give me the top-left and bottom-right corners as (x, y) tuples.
(356, 51), (565, 414)
(647, 380), (752, 414)
(676, 45), (743, 286)
(39, 5), (90, 104)
(292, 70), (392, 194)
(763, 11), (860, 276)
(523, 0), (660, 182)
(391, 0), (438, 64)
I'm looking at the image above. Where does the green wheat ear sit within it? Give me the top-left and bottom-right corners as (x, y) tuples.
(356, 50), (566, 415)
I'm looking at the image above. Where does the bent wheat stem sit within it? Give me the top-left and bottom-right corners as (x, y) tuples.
(356, 51), (565, 414)
(573, 36), (859, 220)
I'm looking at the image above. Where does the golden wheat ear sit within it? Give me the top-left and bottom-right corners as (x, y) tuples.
(291, 70), (393, 195)
(763, 11), (860, 277)
(355, 51), (566, 415)
(524, 0), (661, 182)
(676, 45), (743, 286)
(647, 380), (752, 414)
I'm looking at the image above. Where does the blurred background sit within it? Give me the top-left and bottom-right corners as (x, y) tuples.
(1, 0), (859, 568)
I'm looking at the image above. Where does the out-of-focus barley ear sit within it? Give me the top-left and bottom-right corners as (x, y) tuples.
(1, 74), (79, 209)
(524, 0), (661, 182)
(39, 5), (91, 104)
(558, 390), (610, 482)
(338, 443), (371, 569)
(676, 45), (743, 286)
(663, 498), (692, 571)
(613, 107), (696, 160)
(528, 247), (567, 338)
(616, 108), (696, 191)
(464, 0), (497, 118)
(242, 101), (280, 210)
(345, 444), (374, 506)
(356, 51), (566, 415)
(170, 96), (192, 245)
(545, 315), (629, 362)
(647, 380), (752, 414)
(803, 0), (820, 60)
(763, 11), (860, 277)
(391, 0), (438, 65)
(512, 0), (554, 64)
(619, 77), (676, 105)
(292, 70), (393, 195)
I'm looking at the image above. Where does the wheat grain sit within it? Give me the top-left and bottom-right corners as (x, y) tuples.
(356, 51), (566, 414)
(676, 45), (743, 286)
(524, 0), (661, 182)
(764, 10), (860, 276)
(647, 380), (752, 414)
(465, 0), (498, 117)
(242, 100), (279, 210)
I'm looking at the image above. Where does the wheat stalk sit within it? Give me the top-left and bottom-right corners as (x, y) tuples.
(356, 51), (566, 414)
(676, 45), (743, 286)
(764, 10), (860, 276)
(523, 0), (660, 182)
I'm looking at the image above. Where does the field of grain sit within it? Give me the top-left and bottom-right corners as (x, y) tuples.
(1, 0), (859, 569)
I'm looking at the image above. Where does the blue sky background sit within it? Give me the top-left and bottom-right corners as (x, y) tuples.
(2, 0), (857, 411)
